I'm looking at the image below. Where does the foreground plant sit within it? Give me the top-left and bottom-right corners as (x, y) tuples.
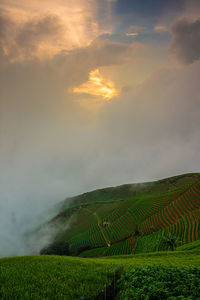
(116, 265), (200, 300)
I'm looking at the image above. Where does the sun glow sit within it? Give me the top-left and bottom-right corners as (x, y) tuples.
(73, 69), (118, 100)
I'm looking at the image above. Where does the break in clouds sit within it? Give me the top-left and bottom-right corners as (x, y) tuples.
(0, 2), (200, 256)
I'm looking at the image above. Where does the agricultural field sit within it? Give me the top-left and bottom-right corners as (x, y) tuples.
(176, 239), (200, 251)
(40, 173), (200, 257)
(1, 250), (200, 299)
(1, 174), (200, 299)
(116, 265), (200, 299)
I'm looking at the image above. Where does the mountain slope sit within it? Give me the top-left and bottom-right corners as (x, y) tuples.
(41, 173), (200, 257)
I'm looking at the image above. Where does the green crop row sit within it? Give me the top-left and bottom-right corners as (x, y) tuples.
(165, 208), (200, 245)
(139, 181), (200, 235)
(45, 179), (200, 257)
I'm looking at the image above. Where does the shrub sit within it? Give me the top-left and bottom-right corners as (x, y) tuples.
(134, 225), (141, 237)
(116, 265), (200, 299)
(76, 245), (93, 255)
(40, 240), (70, 256)
(162, 232), (180, 251)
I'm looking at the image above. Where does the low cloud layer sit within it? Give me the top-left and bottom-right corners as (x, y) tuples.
(0, 52), (200, 257)
(0, 26), (144, 256)
(170, 17), (200, 64)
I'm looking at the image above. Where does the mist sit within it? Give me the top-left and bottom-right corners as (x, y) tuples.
(1, 56), (200, 257)
(0, 2), (200, 257)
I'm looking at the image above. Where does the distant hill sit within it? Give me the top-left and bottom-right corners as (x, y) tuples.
(40, 173), (200, 257)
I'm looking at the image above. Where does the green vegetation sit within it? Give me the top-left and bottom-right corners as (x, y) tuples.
(40, 240), (70, 255)
(1, 250), (200, 299)
(40, 173), (200, 257)
(1, 173), (200, 299)
(0, 256), (115, 299)
(116, 266), (200, 299)
(176, 239), (200, 251)
(162, 232), (180, 251)
(133, 230), (165, 254)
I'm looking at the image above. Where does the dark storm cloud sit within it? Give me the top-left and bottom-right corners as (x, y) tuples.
(169, 18), (200, 64)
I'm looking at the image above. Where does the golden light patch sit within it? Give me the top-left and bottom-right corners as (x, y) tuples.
(73, 69), (118, 100)
(125, 32), (138, 37)
(154, 24), (167, 32)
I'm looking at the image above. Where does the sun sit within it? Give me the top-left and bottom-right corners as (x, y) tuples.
(73, 69), (118, 100)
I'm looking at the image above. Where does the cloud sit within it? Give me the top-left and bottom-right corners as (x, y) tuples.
(0, 0), (200, 258)
(1, 56), (200, 256)
(73, 68), (118, 99)
(0, 5), (141, 64)
(0, 0), (120, 62)
(169, 17), (200, 64)
(50, 38), (144, 90)
(0, 33), (145, 256)
(15, 14), (66, 59)
(126, 25), (144, 33)
(0, 11), (14, 56)
(125, 33), (138, 37)
(183, 0), (200, 18)
(0, 12), (68, 60)
(96, 61), (200, 182)
(0, 0), (105, 61)
(154, 24), (168, 32)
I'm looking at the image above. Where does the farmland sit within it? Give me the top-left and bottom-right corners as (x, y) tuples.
(0, 250), (200, 299)
(41, 173), (200, 257)
(1, 173), (200, 299)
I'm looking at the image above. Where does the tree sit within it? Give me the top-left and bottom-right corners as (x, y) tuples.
(162, 232), (180, 251)
(150, 225), (156, 234)
(40, 240), (70, 256)
(134, 225), (141, 237)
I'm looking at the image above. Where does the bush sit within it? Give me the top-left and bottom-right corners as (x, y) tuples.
(116, 265), (200, 299)
(134, 225), (141, 237)
(76, 245), (92, 255)
(40, 240), (70, 256)
(162, 232), (180, 251)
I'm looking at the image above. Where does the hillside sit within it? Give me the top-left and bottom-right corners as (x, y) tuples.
(40, 173), (200, 257)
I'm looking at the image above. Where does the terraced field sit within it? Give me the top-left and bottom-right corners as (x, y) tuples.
(40, 173), (200, 257)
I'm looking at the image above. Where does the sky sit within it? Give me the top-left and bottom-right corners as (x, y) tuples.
(0, 0), (200, 256)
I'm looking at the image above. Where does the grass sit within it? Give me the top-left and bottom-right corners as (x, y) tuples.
(177, 239), (200, 251)
(0, 256), (115, 299)
(1, 250), (200, 299)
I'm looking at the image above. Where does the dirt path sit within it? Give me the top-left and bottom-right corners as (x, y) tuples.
(84, 208), (110, 247)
